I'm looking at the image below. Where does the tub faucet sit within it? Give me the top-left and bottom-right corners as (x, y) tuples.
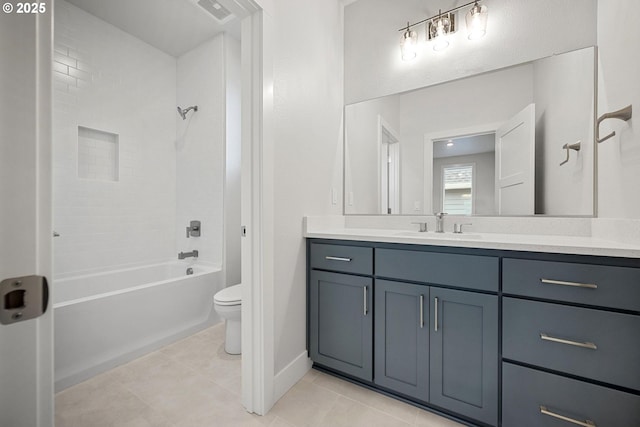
(435, 212), (448, 233)
(178, 250), (199, 260)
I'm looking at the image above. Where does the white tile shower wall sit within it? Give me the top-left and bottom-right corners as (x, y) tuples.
(176, 35), (226, 268)
(53, 1), (177, 276)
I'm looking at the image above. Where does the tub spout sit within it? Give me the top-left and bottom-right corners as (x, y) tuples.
(178, 250), (199, 260)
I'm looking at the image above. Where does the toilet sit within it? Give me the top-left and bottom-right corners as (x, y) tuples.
(213, 284), (242, 354)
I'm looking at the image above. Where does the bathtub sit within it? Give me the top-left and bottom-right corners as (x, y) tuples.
(53, 261), (222, 391)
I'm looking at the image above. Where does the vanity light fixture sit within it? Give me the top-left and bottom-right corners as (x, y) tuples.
(400, 22), (418, 61)
(466, 0), (488, 40)
(398, 0), (488, 60)
(428, 10), (453, 51)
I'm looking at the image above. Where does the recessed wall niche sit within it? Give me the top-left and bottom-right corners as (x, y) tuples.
(77, 126), (119, 181)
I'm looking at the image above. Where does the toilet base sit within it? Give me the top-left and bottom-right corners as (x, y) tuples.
(224, 318), (241, 355)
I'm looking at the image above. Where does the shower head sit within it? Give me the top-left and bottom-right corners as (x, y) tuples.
(177, 105), (198, 120)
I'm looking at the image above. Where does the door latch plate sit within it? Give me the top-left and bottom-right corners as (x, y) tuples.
(0, 275), (49, 325)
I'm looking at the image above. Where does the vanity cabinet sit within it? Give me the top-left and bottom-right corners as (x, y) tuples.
(502, 258), (640, 427)
(308, 240), (499, 426)
(307, 238), (640, 427)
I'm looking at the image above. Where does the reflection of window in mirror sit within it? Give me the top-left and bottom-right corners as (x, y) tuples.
(432, 134), (496, 216)
(442, 164), (474, 215)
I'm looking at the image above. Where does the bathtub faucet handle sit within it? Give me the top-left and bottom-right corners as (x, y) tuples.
(186, 220), (202, 238)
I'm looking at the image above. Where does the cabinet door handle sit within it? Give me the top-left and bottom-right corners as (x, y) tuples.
(540, 333), (597, 350)
(540, 278), (597, 289)
(363, 286), (368, 316)
(434, 297), (438, 332)
(325, 256), (352, 262)
(419, 294), (424, 328)
(540, 406), (596, 427)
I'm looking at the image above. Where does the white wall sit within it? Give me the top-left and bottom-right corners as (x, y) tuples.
(53, 1), (177, 276)
(345, 95), (400, 214)
(533, 48), (594, 215)
(271, 0), (344, 375)
(344, 0), (597, 104)
(176, 35), (227, 268)
(225, 36), (242, 286)
(597, 0), (640, 218)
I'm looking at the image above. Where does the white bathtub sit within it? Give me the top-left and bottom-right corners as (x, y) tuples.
(53, 261), (222, 391)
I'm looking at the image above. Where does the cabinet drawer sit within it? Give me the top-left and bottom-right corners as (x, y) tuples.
(503, 298), (640, 390)
(310, 243), (373, 275)
(376, 249), (498, 292)
(503, 363), (640, 427)
(503, 258), (640, 311)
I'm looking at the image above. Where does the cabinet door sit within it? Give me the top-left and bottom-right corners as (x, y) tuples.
(374, 280), (429, 401)
(430, 288), (498, 426)
(309, 270), (372, 381)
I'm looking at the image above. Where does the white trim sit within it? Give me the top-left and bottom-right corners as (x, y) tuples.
(273, 351), (312, 402)
(239, 0), (275, 416)
(377, 115), (400, 214)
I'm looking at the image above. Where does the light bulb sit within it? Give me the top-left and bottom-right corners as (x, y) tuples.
(466, 1), (488, 40)
(400, 26), (418, 61)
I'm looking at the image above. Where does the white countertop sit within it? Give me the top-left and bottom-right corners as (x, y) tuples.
(303, 217), (640, 259)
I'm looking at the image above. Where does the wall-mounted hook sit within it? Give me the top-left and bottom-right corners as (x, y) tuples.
(560, 141), (581, 166)
(596, 104), (632, 144)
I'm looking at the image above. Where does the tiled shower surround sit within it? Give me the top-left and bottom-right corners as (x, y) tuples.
(53, 0), (228, 276)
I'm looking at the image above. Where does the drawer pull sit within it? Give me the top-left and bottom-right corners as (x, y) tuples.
(419, 294), (424, 328)
(434, 297), (439, 332)
(325, 256), (352, 262)
(540, 278), (597, 289)
(540, 333), (598, 350)
(540, 406), (596, 427)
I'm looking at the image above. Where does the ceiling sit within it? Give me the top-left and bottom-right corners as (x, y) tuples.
(433, 133), (496, 159)
(66, 0), (242, 57)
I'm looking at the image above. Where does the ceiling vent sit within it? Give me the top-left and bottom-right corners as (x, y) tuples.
(197, 0), (234, 24)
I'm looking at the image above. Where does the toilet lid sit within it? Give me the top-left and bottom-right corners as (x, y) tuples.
(214, 284), (242, 305)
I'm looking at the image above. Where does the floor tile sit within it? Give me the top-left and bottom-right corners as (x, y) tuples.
(319, 396), (413, 427)
(270, 380), (340, 427)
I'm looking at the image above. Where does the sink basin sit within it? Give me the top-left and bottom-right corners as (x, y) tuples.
(394, 231), (482, 240)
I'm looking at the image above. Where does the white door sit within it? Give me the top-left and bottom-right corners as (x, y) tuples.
(0, 4), (54, 427)
(495, 104), (535, 215)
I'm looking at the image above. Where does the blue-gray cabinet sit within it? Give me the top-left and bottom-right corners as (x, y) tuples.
(502, 257), (640, 427)
(307, 239), (640, 427)
(374, 279), (429, 401)
(309, 270), (372, 381)
(430, 287), (498, 426)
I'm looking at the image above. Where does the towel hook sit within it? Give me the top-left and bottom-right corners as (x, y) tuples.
(560, 141), (581, 166)
(596, 104), (632, 144)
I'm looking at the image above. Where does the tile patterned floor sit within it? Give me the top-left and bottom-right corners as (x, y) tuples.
(55, 323), (464, 427)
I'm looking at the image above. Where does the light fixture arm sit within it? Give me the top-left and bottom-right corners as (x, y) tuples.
(397, 0), (481, 32)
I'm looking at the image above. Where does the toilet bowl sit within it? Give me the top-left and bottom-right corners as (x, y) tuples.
(213, 284), (241, 355)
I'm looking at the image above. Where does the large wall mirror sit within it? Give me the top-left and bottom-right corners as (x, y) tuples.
(344, 46), (596, 216)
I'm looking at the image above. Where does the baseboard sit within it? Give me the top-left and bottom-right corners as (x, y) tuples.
(273, 350), (312, 402)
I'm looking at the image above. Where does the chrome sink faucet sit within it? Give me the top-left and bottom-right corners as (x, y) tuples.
(435, 212), (447, 233)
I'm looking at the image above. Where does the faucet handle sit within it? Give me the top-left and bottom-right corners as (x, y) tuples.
(435, 212), (448, 219)
(453, 223), (473, 234)
(411, 222), (428, 232)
